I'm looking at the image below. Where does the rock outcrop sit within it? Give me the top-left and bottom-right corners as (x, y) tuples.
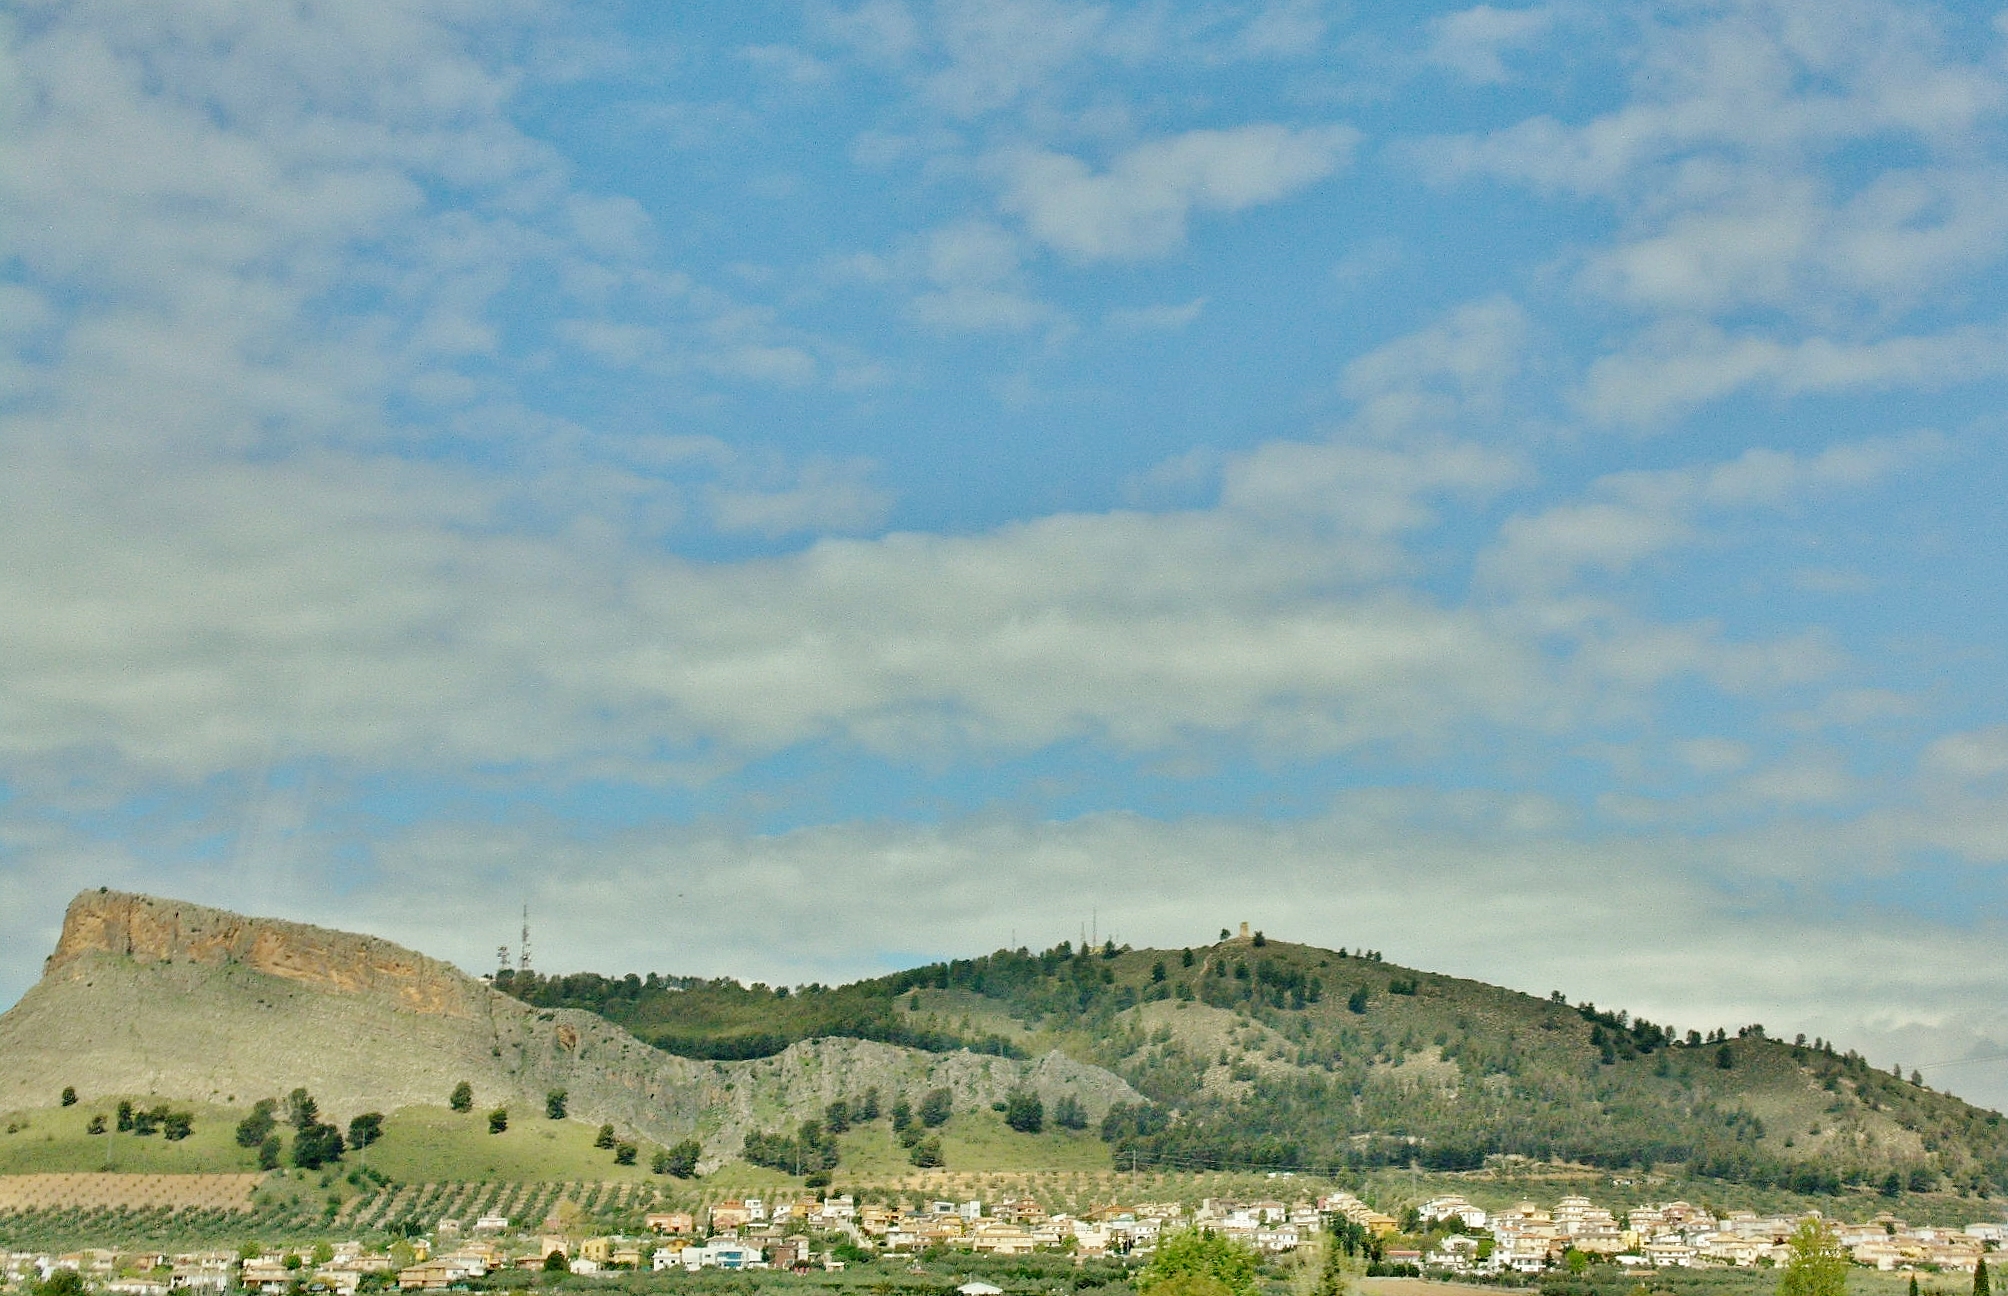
(1, 891), (1141, 1163)
(46, 890), (479, 1018)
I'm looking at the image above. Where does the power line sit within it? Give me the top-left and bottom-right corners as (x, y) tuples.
(1914, 1050), (2008, 1072)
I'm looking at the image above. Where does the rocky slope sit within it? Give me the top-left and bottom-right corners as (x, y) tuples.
(0, 891), (1138, 1162)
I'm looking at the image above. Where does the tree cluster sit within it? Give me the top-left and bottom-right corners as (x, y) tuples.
(109, 1099), (192, 1141)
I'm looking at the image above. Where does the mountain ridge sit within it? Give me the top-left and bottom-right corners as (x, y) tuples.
(495, 929), (2008, 1198)
(0, 890), (1138, 1167)
(7, 891), (2007, 1205)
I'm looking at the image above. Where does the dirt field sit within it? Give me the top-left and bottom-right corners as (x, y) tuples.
(1358, 1280), (1504, 1296)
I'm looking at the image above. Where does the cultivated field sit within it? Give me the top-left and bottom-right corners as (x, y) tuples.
(0, 1173), (262, 1212)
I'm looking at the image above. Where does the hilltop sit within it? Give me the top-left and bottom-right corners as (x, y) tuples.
(0, 891), (1136, 1171)
(498, 927), (2008, 1201)
(5, 893), (2006, 1209)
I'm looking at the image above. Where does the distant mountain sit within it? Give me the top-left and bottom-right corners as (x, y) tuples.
(0, 891), (1137, 1166)
(499, 929), (2008, 1199)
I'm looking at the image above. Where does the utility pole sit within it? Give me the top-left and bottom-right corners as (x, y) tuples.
(519, 905), (532, 974)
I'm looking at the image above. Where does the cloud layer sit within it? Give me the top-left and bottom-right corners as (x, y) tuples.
(5, 0), (2008, 1114)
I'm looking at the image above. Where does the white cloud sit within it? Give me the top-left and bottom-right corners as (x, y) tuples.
(741, 44), (832, 86)
(1427, 5), (1555, 85)
(1341, 293), (1526, 409)
(1221, 436), (1525, 535)
(998, 123), (1359, 260)
(1675, 736), (1752, 774)
(1103, 297), (1205, 332)
(904, 220), (1057, 332)
(1234, 0), (1328, 58)
(1580, 319), (2008, 423)
(1408, 0), (2008, 425)
(708, 459), (895, 538)
(1481, 436), (1931, 591)
(11, 0), (2008, 1124)
(1924, 727), (2008, 787)
(922, 0), (1114, 117)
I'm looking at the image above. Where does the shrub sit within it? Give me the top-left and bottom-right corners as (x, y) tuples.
(487, 1108), (508, 1134)
(1139, 1229), (1259, 1296)
(347, 1113), (383, 1149)
(449, 1081), (473, 1112)
(236, 1100), (278, 1148)
(1004, 1090), (1044, 1134)
(654, 1139), (700, 1179)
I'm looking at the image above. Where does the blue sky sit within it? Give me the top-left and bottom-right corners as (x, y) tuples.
(8, 0), (2008, 1106)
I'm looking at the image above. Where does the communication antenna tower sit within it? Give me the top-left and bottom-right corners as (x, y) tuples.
(496, 944), (511, 973)
(518, 904), (533, 974)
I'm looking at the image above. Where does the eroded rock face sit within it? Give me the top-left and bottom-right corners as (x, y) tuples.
(10, 890), (1144, 1157)
(47, 890), (477, 1018)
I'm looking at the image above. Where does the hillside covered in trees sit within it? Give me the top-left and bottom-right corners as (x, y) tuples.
(497, 931), (2008, 1200)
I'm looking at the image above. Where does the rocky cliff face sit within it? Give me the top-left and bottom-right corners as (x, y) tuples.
(46, 890), (478, 1018)
(3, 891), (1141, 1164)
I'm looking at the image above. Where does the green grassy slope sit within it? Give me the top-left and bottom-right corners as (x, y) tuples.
(0, 1099), (259, 1174)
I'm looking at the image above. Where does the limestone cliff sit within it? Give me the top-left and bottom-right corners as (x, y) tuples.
(0, 891), (1140, 1164)
(46, 890), (479, 1018)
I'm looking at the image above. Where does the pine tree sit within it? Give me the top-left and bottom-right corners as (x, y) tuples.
(1976, 1258), (1991, 1296)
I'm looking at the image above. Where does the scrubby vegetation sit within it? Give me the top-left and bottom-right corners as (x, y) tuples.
(507, 934), (2008, 1199)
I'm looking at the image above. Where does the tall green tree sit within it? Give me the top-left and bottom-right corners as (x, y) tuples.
(545, 1090), (567, 1120)
(1779, 1219), (1848, 1296)
(1976, 1258), (1992, 1296)
(448, 1081), (473, 1112)
(1314, 1231), (1361, 1296)
(1004, 1090), (1044, 1133)
(235, 1099), (278, 1148)
(1139, 1230), (1260, 1296)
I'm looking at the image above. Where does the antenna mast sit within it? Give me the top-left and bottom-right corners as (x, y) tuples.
(519, 904), (532, 974)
